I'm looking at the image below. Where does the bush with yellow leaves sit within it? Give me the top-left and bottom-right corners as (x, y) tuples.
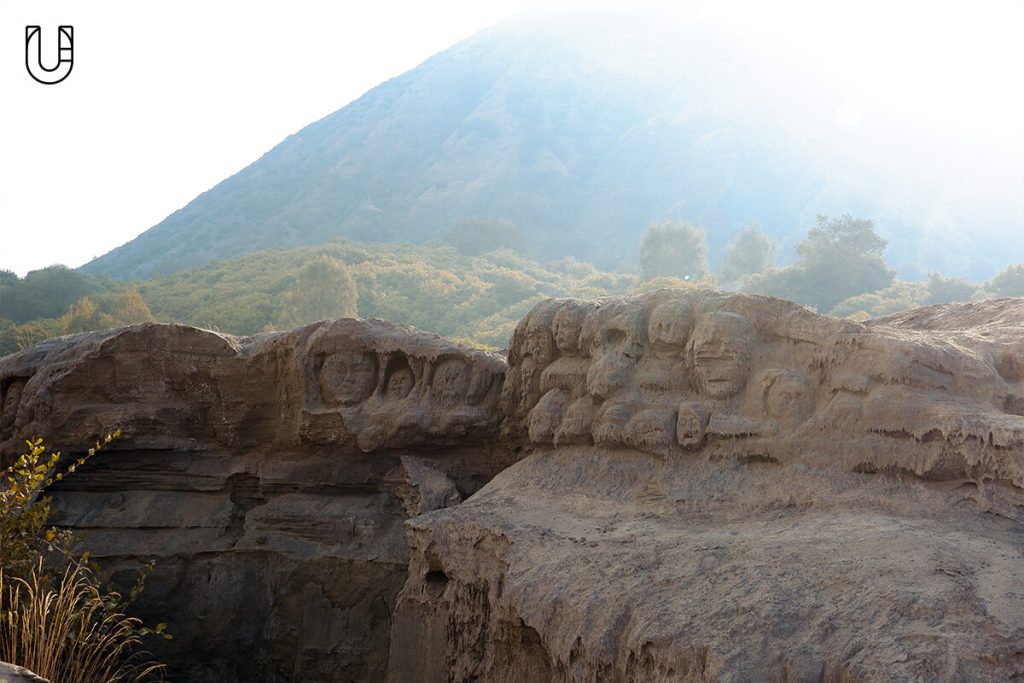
(0, 431), (167, 682)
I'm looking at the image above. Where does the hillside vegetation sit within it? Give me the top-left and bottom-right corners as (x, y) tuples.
(2, 241), (637, 354)
(3, 216), (1022, 357)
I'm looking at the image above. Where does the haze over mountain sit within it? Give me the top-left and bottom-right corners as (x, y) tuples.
(81, 7), (1023, 281)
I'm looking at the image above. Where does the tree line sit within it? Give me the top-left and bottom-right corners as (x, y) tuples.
(635, 215), (1024, 316)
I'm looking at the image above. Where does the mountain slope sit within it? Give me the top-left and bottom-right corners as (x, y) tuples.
(81, 8), (1022, 281)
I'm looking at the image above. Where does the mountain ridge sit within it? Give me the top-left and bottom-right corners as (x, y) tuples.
(80, 8), (1022, 281)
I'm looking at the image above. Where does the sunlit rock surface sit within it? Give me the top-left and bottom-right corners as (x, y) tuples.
(389, 293), (1024, 682)
(3, 294), (1024, 682)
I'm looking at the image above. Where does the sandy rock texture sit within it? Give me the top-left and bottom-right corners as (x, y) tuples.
(390, 292), (1024, 682)
(0, 319), (511, 683)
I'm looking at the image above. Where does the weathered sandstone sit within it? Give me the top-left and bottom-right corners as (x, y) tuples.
(3, 293), (1024, 681)
(0, 319), (511, 682)
(501, 291), (1024, 482)
(389, 292), (1024, 681)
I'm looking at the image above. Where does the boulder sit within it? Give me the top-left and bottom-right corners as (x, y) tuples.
(389, 293), (1024, 681)
(0, 319), (512, 682)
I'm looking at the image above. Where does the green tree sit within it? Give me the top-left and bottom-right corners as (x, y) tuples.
(922, 273), (978, 306)
(116, 289), (158, 325)
(59, 288), (156, 334)
(60, 297), (101, 334)
(744, 214), (895, 312)
(719, 224), (775, 283)
(442, 219), (526, 256)
(0, 266), (114, 323)
(278, 254), (358, 327)
(638, 221), (708, 282)
(988, 263), (1024, 297)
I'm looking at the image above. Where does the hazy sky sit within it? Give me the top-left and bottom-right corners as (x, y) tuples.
(0, 0), (1021, 276)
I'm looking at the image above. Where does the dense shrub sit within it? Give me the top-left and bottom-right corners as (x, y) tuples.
(719, 224), (775, 283)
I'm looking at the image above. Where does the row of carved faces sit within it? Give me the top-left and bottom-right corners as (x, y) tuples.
(518, 297), (759, 402)
(528, 390), (714, 452)
(317, 351), (475, 407)
(527, 369), (817, 451)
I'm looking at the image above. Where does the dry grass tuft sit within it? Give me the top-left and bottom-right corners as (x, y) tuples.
(1, 560), (165, 683)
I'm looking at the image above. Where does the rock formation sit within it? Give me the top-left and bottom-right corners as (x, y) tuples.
(3, 293), (1024, 681)
(0, 319), (511, 682)
(500, 290), (1024, 483)
(389, 292), (1024, 681)
(0, 663), (48, 683)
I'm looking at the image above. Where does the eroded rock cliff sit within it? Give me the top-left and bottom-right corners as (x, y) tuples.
(3, 293), (1023, 682)
(0, 319), (511, 682)
(389, 292), (1024, 681)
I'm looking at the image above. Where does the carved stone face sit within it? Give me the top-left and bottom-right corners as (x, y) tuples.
(762, 369), (814, 431)
(357, 424), (387, 453)
(687, 312), (755, 399)
(434, 360), (469, 405)
(516, 356), (542, 413)
(624, 408), (677, 455)
(552, 304), (585, 355)
(676, 400), (709, 450)
(385, 366), (415, 400)
(647, 299), (694, 359)
(586, 354), (632, 399)
(528, 389), (568, 444)
(524, 309), (557, 365)
(320, 353), (377, 405)
(592, 401), (632, 446)
(585, 307), (646, 399)
(555, 396), (594, 446)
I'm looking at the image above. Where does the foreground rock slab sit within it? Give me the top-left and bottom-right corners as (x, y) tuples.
(390, 293), (1024, 681)
(0, 663), (48, 683)
(0, 319), (511, 683)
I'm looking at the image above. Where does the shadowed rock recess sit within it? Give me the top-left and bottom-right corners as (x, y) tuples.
(2, 293), (1023, 681)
